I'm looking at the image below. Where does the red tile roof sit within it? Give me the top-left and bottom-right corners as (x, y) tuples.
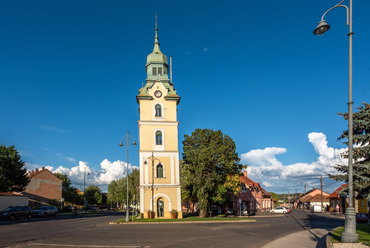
(329, 184), (348, 198)
(240, 175), (260, 188)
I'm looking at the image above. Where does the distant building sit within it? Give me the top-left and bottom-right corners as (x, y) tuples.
(181, 171), (273, 215)
(293, 188), (329, 210)
(328, 184), (369, 214)
(230, 171), (273, 215)
(22, 167), (62, 207)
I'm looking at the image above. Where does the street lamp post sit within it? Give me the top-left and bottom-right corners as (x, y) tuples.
(144, 152), (161, 218)
(314, 0), (358, 242)
(83, 167), (90, 209)
(119, 131), (137, 222)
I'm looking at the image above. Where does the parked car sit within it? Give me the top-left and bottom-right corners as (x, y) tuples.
(270, 207), (289, 214)
(32, 206), (58, 218)
(0, 206), (32, 221)
(356, 212), (368, 223)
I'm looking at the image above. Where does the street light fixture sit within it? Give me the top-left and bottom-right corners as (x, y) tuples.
(119, 131), (137, 222)
(144, 153), (161, 218)
(313, 0), (358, 243)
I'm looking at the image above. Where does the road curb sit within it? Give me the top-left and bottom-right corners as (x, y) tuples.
(109, 219), (256, 224)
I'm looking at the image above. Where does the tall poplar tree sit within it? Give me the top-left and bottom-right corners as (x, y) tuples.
(182, 129), (245, 217)
(328, 102), (370, 200)
(0, 145), (30, 192)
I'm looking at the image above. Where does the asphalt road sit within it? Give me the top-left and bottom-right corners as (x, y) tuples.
(0, 210), (344, 248)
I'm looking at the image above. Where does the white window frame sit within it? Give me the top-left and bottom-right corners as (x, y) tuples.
(153, 128), (165, 151)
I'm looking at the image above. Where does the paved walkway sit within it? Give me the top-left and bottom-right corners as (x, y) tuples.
(262, 228), (329, 248)
(259, 211), (370, 248)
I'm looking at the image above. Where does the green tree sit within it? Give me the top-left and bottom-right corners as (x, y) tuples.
(0, 145), (30, 192)
(84, 185), (102, 206)
(128, 168), (140, 206)
(182, 129), (246, 217)
(54, 173), (83, 205)
(269, 192), (279, 206)
(328, 102), (370, 200)
(107, 178), (127, 208)
(107, 168), (140, 208)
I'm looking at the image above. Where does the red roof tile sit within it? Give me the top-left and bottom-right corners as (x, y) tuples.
(329, 184), (348, 198)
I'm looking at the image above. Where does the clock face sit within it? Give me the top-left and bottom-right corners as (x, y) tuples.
(154, 90), (162, 98)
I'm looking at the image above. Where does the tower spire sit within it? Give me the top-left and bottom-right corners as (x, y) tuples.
(154, 13), (159, 47)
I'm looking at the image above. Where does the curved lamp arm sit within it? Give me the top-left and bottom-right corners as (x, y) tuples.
(320, 0), (349, 25)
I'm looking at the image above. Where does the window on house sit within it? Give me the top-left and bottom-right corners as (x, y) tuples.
(152, 67), (157, 76)
(158, 68), (162, 76)
(155, 104), (162, 117)
(156, 131), (162, 145)
(241, 184), (248, 193)
(157, 163), (163, 178)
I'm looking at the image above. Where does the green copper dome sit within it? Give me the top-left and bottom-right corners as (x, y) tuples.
(146, 28), (167, 64)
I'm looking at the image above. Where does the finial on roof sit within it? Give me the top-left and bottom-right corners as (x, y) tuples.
(154, 13), (159, 46)
(155, 13), (157, 30)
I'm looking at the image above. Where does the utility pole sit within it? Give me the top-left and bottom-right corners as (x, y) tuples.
(321, 175), (324, 211)
(295, 189), (297, 209)
(304, 184), (306, 210)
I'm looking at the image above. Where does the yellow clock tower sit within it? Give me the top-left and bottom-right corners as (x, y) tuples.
(136, 23), (182, 219)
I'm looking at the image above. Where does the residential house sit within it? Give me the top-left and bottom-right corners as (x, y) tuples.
(181, 171), (273, 215)
(22, 167), (62, 207)
(295, 188), (330, 210)
(329, 184), (369, 213)
(227, 171), (273, 215)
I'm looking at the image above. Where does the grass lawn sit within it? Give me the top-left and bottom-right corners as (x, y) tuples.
(116, 216), (252, 223)
(331, 224), (370, 246)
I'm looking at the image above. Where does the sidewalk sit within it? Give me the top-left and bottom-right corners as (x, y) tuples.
(262, 228), (329, 248)
(261, 211), (346, 248)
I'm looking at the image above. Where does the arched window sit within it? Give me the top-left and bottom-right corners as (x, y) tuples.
(156, 131), (162, 145)
(155, 104), (162, 117)
(157, 163), (163, 178)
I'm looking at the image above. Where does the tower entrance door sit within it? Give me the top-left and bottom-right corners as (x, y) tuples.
(157, 200), (164, 217)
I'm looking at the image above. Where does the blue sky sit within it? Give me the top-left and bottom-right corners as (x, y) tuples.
(1, 0), (369, 194)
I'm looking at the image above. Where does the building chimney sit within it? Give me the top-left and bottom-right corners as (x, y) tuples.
(36, 168), (39, 173)
(244, 170), (247, 177)
(42, 167), (45, 171)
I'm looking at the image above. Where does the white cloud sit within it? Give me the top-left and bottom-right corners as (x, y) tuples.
(241, 132), (347, 192)
(66, 157), (76, 162)
(25, 162), (53, 172)
(263, 181), (272, 187)
(43, 148), (76, 163)
(203, 47), (208, 52)
(50, 159), (139, 192)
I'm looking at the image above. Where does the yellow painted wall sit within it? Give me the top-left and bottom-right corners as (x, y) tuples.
(144, 156), (173, 184)
(139, 124), (178, 151)
(138, 81), (182, 218)
(139, 82), (178, 122)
